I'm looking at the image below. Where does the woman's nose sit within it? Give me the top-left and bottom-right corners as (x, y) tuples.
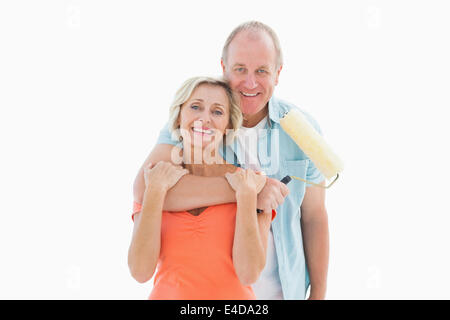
(196, 110), (211, 124)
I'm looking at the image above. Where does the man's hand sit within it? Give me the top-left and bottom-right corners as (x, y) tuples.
(256, 177), (290, 214)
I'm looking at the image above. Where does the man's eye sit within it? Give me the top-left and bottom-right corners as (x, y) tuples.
(236, 67), (245, 72)
(257, 69), (266, 73)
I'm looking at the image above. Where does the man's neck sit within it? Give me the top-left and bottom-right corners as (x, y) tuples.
(242, 105), (269, 128)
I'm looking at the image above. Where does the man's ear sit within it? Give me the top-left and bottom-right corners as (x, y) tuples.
(221, 59), (226, 74)
(274, 64), (283, 86)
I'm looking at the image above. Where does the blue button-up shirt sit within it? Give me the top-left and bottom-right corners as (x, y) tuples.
(156, 96), (325, 299)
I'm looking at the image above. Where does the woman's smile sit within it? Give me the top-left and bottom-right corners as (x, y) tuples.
(192, 126), (214, 136)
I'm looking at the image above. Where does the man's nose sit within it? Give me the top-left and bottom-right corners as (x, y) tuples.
(244, 73), (257, 90)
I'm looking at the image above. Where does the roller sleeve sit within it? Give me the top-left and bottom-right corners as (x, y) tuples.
(279, 109), (344, 180)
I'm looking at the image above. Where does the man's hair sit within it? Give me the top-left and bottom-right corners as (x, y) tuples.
(221, 21), (283, 69)
(168, 76), (243, 145)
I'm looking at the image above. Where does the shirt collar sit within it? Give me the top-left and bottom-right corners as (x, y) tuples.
(267, 96), (289, 125)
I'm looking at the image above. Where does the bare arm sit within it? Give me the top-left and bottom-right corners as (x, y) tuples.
(227, 170), (270, 286)
(300, 181), (329, 300)
(128, 162), (188, 283)
(133, 144), (236, 211)
(128, 186), (166, 283)
(164, 175), (235, 211)
(232, 189), (272, 285)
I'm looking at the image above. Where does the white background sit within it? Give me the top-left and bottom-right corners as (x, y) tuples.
(1, 0), (449, 299)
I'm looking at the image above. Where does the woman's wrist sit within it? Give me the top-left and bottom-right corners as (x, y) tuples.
(236, 187), (257, 200)
(143, 184), (168, 201)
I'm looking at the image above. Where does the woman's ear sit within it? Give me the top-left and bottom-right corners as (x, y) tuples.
(176, 104), (184, 128)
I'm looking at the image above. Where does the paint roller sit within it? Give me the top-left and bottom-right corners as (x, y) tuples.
(279, 108), (344, 189)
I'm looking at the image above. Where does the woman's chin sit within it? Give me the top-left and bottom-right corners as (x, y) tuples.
(181, 133), (223, 162)
(192, 139), (217, 151)
(187, 133), (220, 148)
(191, 140), (222, 158)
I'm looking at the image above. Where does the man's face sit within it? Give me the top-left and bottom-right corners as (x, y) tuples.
(221, 30), (282, 119)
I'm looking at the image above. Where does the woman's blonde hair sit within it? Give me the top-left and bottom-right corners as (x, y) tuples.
(168, 76), (242, 145)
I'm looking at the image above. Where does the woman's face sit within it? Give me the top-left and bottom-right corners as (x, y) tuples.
(178, 84), (231, 151)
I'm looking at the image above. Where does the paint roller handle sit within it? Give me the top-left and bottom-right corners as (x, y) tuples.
(280, 175), (292, 184)
(256, 175), (291, 213)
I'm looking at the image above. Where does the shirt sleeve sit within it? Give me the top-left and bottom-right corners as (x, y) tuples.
(305, 162), (325, 187)
(156, 122), (179, 146)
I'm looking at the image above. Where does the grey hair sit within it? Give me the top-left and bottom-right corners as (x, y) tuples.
(167, 76), (243, 145)
(221, 21), (283, 69)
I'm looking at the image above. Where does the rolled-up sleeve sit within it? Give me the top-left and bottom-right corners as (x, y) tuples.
(156, 122), (178, 146)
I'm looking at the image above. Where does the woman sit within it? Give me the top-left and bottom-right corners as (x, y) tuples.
(127, 77), (275, 299)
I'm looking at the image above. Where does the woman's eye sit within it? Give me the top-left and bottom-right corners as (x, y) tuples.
(213, 110), (223, 116)
(191, 105), (199, 110)
(257, 69), (266, 73)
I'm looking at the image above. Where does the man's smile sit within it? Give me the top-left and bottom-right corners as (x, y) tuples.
(240, 91), (260, 97)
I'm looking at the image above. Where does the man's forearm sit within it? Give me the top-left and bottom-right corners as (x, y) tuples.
(301, 213), (329, 299)
(162, 174), (236, 211)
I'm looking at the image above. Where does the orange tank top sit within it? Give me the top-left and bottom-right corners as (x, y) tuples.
(132, 202), (260, 300)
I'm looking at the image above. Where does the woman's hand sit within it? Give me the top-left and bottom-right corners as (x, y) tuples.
(144, 161), (189, 192)
(225, 169), (267, 195)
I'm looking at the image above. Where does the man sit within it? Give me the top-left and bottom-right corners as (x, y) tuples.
(133, 21), (329, 300)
